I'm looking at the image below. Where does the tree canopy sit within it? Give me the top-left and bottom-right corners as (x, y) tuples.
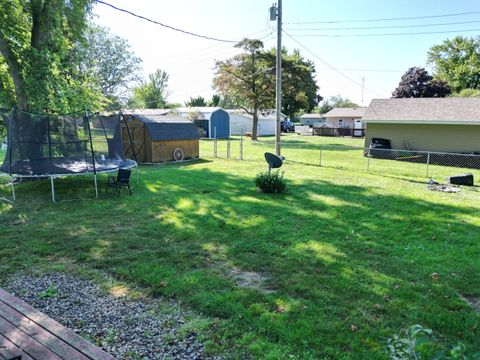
(129, 69), (170, 109)
(392, 67), (450, 98)
(213, 38), (319, 139)
(428, 36), (480, 93)
(74, 25), (142, 109)
(185, 96), (207, 107)
(316, 95), (358, 115)
(0, 0), (96, 112)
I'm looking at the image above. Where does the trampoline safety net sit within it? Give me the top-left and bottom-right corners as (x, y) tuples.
(0, 110), (135, 177)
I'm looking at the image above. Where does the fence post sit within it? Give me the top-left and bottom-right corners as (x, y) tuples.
(367, 152), (371, 172)
(319, 145), (323, 167)
(227, 136), (231, 159)
(426, 151), (431, 178)
(214, 127), (217, 158)
(240, 130), (244, 160)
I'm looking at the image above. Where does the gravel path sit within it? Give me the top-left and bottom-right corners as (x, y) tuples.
(4, 272), (216, 360)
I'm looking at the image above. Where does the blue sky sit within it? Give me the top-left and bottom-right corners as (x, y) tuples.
(93, 0), (480, 106)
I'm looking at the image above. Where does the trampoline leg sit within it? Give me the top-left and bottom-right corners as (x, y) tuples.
(50, 176), (56, 203)
(10, 177), (15, 202)
(94, 174), (98, 199)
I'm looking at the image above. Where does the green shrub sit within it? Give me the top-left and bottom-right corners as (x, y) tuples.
(255, 170), (287, 194)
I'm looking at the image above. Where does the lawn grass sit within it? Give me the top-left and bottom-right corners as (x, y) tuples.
(1, 137), (480, 359)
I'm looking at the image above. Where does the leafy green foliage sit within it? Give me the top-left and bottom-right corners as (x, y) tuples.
(316, 95), (359, 114)
(428, 36), (480, 93)
(0, 0), (98, 112)
(185, 96), (207, 107)
(73, 24), (142, 109)
(388, 325), (478, 360)
(129, 69), (170, 109)
(453, 88), (480, 97)
(213, 38), (319, 138)
(255, 170), (287, 193)
(392, 67), (451, 98)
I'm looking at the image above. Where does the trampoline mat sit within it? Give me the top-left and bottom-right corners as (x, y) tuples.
(0, 157), (136, 177)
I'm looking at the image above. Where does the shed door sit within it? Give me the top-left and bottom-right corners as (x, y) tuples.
(122, 123), (146, 162)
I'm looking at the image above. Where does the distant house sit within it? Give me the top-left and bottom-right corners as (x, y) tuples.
(299, 113), (325, 127)
(226, 110), (287, 136)
(176, 107), (230, 139)
(363, 98), (480, 153)
(323, 107), (366, 130)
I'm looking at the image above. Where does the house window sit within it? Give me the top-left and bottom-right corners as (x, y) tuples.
(338, 118), (344, 127)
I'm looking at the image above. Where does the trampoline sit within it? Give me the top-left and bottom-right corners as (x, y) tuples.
(0, 110), (137, 202)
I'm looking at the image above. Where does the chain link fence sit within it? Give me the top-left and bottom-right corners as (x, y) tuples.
(199, 137), (480, 182)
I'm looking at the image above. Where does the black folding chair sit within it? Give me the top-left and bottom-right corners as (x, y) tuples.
(106, 168), (132, 197)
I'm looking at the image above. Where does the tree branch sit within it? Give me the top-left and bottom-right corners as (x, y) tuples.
(0, 29), (27, 109)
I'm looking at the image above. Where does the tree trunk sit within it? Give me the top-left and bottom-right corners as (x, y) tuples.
(0, 30), (28, 110)
(251, 106), (259, 140)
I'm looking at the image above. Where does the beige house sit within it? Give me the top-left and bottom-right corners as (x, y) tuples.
(363, 98), (480, 153)
(323, 107), (366, 129)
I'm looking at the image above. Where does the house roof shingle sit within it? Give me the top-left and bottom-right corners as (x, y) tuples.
(324, 107), (366, 118)
(363, 98), (480, 123)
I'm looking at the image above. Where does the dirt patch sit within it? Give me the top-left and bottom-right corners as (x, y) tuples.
(227, 266), (274, 294)
(461, 295), (480, 313)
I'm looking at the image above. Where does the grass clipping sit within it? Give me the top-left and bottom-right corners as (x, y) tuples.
(255, 170), (287, 194)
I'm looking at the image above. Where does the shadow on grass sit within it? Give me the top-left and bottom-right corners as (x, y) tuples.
(1, 165), (479, 358)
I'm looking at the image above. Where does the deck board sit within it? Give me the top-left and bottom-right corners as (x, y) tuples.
(0, 334), (33, 360)
(0, 288), (115, 360)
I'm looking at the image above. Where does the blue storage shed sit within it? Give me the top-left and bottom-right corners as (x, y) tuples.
(177, 107), (230, 139)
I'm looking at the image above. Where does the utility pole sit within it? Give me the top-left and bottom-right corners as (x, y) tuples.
(270, 1), (282, 156)
(361, 77), (365, 106)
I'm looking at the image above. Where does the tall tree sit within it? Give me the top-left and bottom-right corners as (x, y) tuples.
(213, 39), (274, 140)
(428, 36), (480, 93)
(129, 69), (170, 109)
(316, 95), (358, 114)
(208, 94), (221, 107)
(185, 96), (207, 107)
(213, 39), (319, 139)
(264, 48), (319, 118)
(392, 67), (450, 98)
(73, 24), (142, 109)
(0, 0), (96, 111)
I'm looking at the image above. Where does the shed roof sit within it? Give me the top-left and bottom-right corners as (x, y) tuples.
(130, 114), (200, 141)
(324, 107), (366, 118)
(363, 98), (480, 124)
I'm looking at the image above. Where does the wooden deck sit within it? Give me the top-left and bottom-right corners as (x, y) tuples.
(0, 288), (115, 360)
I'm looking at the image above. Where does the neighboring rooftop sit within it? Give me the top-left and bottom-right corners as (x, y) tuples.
(363, 98), (480, 124)
(122, 109), (171, 116)
(300, 113), (325, 119)
(176, 107), (223, 114)
(324, 107), (366, 118)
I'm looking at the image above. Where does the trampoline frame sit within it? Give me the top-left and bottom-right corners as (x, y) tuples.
(0, 110), (138, 203)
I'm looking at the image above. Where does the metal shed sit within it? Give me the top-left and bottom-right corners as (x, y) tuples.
(122, 114), (200, 163)
(176, 107), (230, 138)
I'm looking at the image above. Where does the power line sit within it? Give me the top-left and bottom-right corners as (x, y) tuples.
(317, 67), (404, 73)
(285, 10), (480, 25)
(285, 20), (480, 31)
(95, 0), (237, 43)
(288, 28), (480, 38)
(283, 30), (384, 97)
